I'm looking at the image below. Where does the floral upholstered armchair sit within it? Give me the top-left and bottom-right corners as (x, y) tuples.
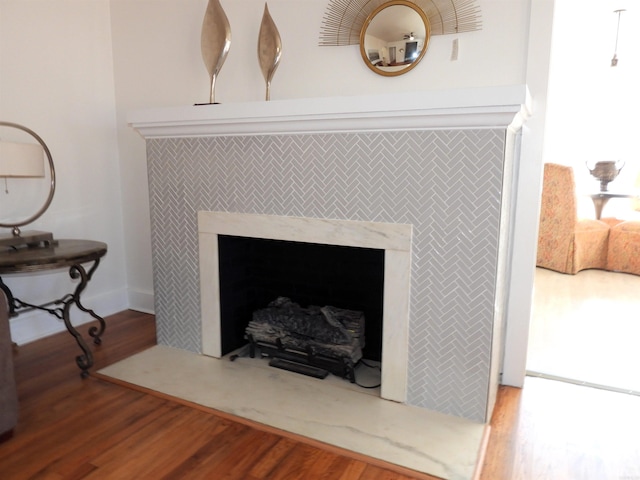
(607, 221), (640, 276)
(607, 171), (640, 276)
(536, 163), (611, 274)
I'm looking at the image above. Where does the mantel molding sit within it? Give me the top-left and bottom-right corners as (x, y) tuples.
(128, 85), (531, 139)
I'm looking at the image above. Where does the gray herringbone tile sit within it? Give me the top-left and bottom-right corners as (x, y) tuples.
(146, 128), (505, 422)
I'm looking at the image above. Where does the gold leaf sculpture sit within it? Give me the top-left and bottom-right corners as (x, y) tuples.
(201, 0), (231, 104)
(257, 3), (282, 101)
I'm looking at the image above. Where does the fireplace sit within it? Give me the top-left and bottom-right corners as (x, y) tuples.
(217, 235), (384, 362)
(130, 86), (530, 422)
(199, 211), (412, 402)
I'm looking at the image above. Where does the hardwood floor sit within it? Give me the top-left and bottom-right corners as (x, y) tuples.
(3, 310), (640, 479)
(1, 311), (431, 480)
(487, 377), (640, 479)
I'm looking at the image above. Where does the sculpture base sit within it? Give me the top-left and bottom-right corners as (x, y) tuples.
(0, 231), (57, 249)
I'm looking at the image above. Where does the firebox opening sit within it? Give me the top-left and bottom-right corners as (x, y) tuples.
(218, 235), (385, 366)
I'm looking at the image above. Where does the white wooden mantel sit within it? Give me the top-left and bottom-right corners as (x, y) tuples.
(128, 85), (531, 139)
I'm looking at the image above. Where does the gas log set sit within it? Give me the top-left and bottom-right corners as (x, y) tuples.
(245, 297), (365, 382)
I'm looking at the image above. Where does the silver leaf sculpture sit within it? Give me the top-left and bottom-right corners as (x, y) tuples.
(257, 3), (282, 101)
(201, 0), (231, 104)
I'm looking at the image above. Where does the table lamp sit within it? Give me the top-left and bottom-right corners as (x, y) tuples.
(0, 121), (56, 248)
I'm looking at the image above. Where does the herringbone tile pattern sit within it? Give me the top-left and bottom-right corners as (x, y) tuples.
(146, 128), (505, 422)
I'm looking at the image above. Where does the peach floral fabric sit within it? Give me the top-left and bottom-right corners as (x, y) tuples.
(607, 221), (640, 276)
(632, 171), (640, 212)
(536, 163), (610, 274)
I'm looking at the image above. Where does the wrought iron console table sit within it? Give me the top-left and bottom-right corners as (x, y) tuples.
(0, 239), (107, 377)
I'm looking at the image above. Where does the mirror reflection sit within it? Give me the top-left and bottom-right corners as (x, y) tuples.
(360, 1), (430, 76)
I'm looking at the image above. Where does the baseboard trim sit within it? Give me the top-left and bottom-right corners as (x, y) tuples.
(127, 289), (155, 314)
(526, 371), (640, 397)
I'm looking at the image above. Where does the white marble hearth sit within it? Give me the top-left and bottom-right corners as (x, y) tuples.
(98, 345), (487, 480)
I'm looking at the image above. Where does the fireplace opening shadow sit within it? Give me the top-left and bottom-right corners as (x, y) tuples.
(218, 235), (385, 384)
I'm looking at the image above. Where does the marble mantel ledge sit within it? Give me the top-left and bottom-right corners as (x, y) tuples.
(128, 85), (531, 139)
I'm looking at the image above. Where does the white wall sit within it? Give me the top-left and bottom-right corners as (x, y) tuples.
(501, 0), (555, 387)
(502, 0), (640, 387)
(0, 1), (128, 344)
(7, 0), (633, 390)
(111, 0), (530, 106)
(544, 0), (640, 221)
(2, 0), (540, 351)
(110, 0), (534, 315)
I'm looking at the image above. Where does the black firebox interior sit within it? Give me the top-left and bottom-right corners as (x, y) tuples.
(218, 235), (385, 362)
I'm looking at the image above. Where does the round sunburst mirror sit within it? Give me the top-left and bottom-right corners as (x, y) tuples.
(359, 0), (431, 77)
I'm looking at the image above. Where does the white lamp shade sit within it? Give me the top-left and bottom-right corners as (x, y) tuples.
(0, 140), (45, 177)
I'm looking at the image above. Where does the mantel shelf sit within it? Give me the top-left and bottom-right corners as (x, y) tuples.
(128, 85), (531, 139)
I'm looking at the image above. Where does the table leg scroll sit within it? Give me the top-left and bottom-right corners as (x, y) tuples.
(62, 296), (94, 378)
(71, 259), (106, 345)
(62, 260), (105, 377)
(0, 277), (17, 316)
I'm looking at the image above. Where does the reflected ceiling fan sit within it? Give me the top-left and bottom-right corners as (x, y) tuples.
(403, 32), (415, 40)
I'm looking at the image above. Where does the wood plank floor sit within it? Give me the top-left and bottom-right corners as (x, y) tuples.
(2, 310), (640, 479)
(1, 311), (433, 480)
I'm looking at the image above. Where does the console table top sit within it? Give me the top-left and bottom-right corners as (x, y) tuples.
(0, 239), (107, 274)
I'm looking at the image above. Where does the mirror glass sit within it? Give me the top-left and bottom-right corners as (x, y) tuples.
(359, 1), (430, 77)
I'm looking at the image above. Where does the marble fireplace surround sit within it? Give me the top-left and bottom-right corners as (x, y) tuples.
(198, 211), (412, 402)
(129, 85), (530, 424)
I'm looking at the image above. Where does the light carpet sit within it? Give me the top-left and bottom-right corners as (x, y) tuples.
(98, 345), (487, 480)
(528, 267), (640, 394)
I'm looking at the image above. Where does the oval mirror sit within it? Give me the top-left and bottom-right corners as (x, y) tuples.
(359, 0), (431, 77)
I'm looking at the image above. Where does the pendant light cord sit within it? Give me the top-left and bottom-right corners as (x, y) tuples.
(611, 9), (625, 67)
